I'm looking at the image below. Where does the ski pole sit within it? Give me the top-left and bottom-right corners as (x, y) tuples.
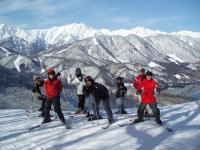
(31, 92), (34, 113)
(62, 88), (68, 102)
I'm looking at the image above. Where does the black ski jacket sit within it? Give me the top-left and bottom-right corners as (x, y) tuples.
(116, 83), (127, 98)
(84, 82), (109, 99)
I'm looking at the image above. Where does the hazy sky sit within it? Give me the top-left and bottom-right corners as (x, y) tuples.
(0, 0), (199, 32)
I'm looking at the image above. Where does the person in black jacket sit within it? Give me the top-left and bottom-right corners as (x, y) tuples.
(32, 75), (46, 117)
(83, 76), (114, 123)
(115, 77), (127, 114)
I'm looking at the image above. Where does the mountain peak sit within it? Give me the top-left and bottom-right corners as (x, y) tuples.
(0, 24), (6, 28)
(0, 23), (200, 46)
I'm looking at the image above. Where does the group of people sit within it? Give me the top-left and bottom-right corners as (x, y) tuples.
(32, 67), (162, 126)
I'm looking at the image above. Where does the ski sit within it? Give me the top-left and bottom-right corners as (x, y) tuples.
(65, 125), (71, 129)
(101, 123), (112, 129)
(64, 121), (72, 129)
(101, 119), (116, 129)
(118, 121), (136, 127)
(28, 124), (43, 130)
(28, 122), (72, 130)
(118, 120), (174, 132)
(157, 124), (173, 132)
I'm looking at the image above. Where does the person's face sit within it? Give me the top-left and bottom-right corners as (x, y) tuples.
(86, 81), (92, 86)
(75, 70), (81, 75)
(141, 71), (145, 75)
(35, 79), (40, 84)
(49, 73), (55, 79)
(146, 75), (152, 80)
(117, 80), (121, 84)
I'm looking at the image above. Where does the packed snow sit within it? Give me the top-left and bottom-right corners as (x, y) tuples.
(187, 64), (197, 70)
(0, 47), (11, 56)
(174, 74), (182, 79)
(168, 54), (185, 63)
(0, 101), (200, 150)
(14, 55), (23, 72)
(148, 61), (165, 69)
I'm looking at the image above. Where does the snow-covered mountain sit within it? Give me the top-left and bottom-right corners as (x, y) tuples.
(0, 23), (200, 88)
(0, 23), (97, 51)
(0, 101), (200, 150)
(0, 23), (200, 55)
(1, 23), (200, 42)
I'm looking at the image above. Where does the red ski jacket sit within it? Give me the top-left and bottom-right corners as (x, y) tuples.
(133, 75), (146, 90)
(138, 79), (159, 104)
(45, 79), (62, 99)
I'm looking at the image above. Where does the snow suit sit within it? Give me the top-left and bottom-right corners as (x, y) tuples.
(43, 69), (65, 124)
(137, 79), (161, 120)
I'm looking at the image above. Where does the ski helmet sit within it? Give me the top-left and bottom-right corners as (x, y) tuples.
(75, 68), (81, 75)
(140, 68), (145, 73)
(76, 68), (81, 72)
(47, 68), (55, 74)
(116, 76), (123, 82)
(146, 71), (153, 76)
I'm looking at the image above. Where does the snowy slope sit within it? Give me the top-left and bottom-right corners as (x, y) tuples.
(0, 47), (11, 56)
(0, 101), (200, 150)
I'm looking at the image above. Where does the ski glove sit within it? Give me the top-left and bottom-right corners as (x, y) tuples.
(37, 94), (46, 100)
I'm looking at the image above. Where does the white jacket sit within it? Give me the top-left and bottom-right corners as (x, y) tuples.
(68, 74), (85, 95)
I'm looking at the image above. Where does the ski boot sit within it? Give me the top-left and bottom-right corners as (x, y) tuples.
(134, 117), (144, 123)
(88, 115), (103, 121)
(121, 109), (128, 114)
(156, 118), (163, 125)
(86, 112), (94, 118)
(74, 108), (81, 114)
(115, 110), (120, 114)
(42, 118), (51, 124)
(108, 118), (115, 124)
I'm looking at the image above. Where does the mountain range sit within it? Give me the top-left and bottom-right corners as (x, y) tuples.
(0, 23), (200, 88)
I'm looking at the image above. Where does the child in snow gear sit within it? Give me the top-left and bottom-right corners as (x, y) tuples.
(32, 75), (46, 117)
(134, 71), (162, 125)
(133, 68), (153, 116)
(115, 77), (127, 114)
(83, 76), (114, 123)
(69, 68), (86, 114)
(43, 68), (66, 124)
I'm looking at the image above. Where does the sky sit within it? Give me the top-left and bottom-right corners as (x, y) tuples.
(0, 0), (199, 32)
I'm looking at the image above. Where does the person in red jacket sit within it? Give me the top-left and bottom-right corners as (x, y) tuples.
(134, 71), (162, 125)
(43, 68), (65, 124)
(133, 68), (146, 91)
(133, 69), (153, 115)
